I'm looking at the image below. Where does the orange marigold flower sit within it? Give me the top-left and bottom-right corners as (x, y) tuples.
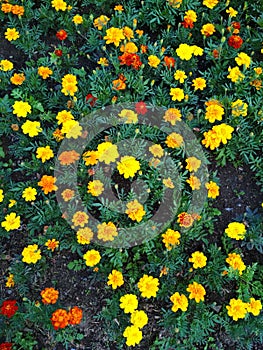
(41, 287), (59, 304)
(61, 189), (75, 202)
(164, 56), (175, 68)
(112, 75), (126, 90)
(68, 306), (83, 325)
(72, 211), (89, 228)
(1, 3), (13, 13)
(38, 175), (57, 194)
(11, 5), (24, 16)
(45, 239), (59, 252)
(51, 309), (69, 330)
(58, 150), (80, 165)
(163, 108), (182, 125)
(186, 281), (206, 303)
(10, 73), (25, 85)
(177, 212), (194, 227)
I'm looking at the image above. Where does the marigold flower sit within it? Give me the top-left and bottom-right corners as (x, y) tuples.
(36, 146), (54, 163)
(148, 55), (161, 68)
(72, 211), (89, 228)
(164, 56), (175, 68)
(201, 23), (216, 36)
(38, 175), (57, 194)
(97, 57), (109, 66)
(54, 49), (63, 57)
(0, 189), (4, 203)
(185, 157), (201, 172)
(203, 0), (218, 9)
(149, 144), (164, 158)
(58, 150), (80, 165)
(162, 229), (180, 250)
(225, 222), (246, 240)
(119, 52), (142, 70)
(246, 298), (262, 316)
(235, 52), (251, 68)
(83, 150), (99, 166)
(165, 132), (184, 148)
(56, 110), (74, 125)
(174, 70), (187, 83)
(228, 35), (243, 49)
(22, 187), (37, 201)
(38, 66), (53, 79)
(118, 109), (138, 123)
(22, 244), (41, 264)
(163, 108), (182, 125)
(51, 309), (69, 330)
(135, 101), (147, 115)
(205, 181), (219, 198)
(11, 5), (25, 16)
(68, 306), (83, 325)
(130, 310), (148, 329)
(76, 227), (94, 244)
(186, 175), (201, 190)
(187, 281), (206, 302)
(226, 7), (238, 17)
(170, 87), (184, 101)
(123, 26), (134, 40)
(12, 101), (31, 118)
(126, 199), (146, 222)
(107, 270), (124, 289)
(177, 212), (194, 228)
(51, 0), (67, 11)
(137, 274), (159, 298)
(83, 249), (101, 267)
(205, 103), (224, 123)
(61, 74), (78, 96)
(226, 252), (246, 275)
(72, 14), (83, 24)
(97, 222), (118, 242)
(112, 74), (126, 90)
(189, 251), (207, 269)
(1, 3), (13, 13)
(176, 43), (193, 60)
(123, 325), (142, 347)
(170, 292), (188, 312)
(93, 15), (110, 30)
(45, 239), (59, 252)
(97, 142), (119, 164)
(5, 28), (20, 41)
(192, 77), (206, 90)
(120, 294), (138, 313)
(6, 274), (15, 288)
(1, 212), (20, 232)
(87, 180), (104, 197)
(163, 177), (174, 188)
(231, 99), (248, 117)
(104, 27), (125, 47)
(0, 59), (13, 71)
(114, 4), (124, 11)
(41, 287), (59, 304)
(117, 156), (140, 178)
(0, 342), (13, 350)
(22, 120), (42, 137)
(10, 73), (25, 85)
(0, 300), (18, 318)
(226, 298), (248, 321)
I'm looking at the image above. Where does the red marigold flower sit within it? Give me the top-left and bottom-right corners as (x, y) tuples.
(212, 49), (219, 58)
(232, 22), (241, 30)
(0, 343), (12, 350)
(135, 101), (148, 115)
(164, 56), (175, 68)
(54, 49), (63, 57)
(86, 93), (97, 107)
(56, 29), (67, 41)
(228, 35), (243, 49)
(51, 309), (69, 330)
(68, 306), (83, 325)
(182, 18), (194, 28)
(177, 212), (194, 228)
(0, 300), (18, 318)
(118, 52), (142, 70)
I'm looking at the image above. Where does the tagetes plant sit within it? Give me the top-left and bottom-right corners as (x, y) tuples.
(0, 0), (262, 349)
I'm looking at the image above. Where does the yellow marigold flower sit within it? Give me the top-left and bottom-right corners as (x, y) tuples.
(235, 52), (251, 68)
(231, 99), (248, 117)
(5, 28), (20, 41)
(123, 326), (142, 347)
(72, 14), (83, 24)
(1, 3), (13, 13)
(45, 238), (59, 252)
(1, 212), (20, 232)
(36, 146), (54, 163)
(205, 104), (224, 123)
(201, 23), (216, 36)
(163, 108), (182, 125)
(53, 128), (64, 141)
(83, 249), (101, 267)
(174, 70), (187, 83)
(22, 244), (42, 264)
(22, 187), (37, 201)
(170, 292), (188, 312)
(226, 7), (238, 17)
(214, 123), (234, 144)
(187, 281), (206, 303)
(97, 142), (119, 164)
(130, 310), (148, 329)
(6, 273), (15, 288)
(0, 189), (4, 202)
(83, 150), (99, 166)
(8, 199), (16, 208)
(170, 87), (184, 101)
(107, 270), (124, 289)
(13, 101), (31, 118)
(184, 10), (197, 22)
(185, 157), (201, 172)
(148, 55), (161, 68)
(137, 274), (159, 298)
(163, 177), (174, 188)
(117, 156), (140, 178)
(247, 298), (262, 316)
(165, 132), (184, 148)
(126, 199), (145, 222)
(118, 109), (138, 123)
(11, 5), (25, 16)
(136, 29), (144, 37)
(56, 110), (74, 125)
(227, 66), (245, 83)
(186, 175), (201, 190)
(176, 43), (193, 61)
(97, 57), (109, 66)
(114, 4), (124, 11)
(76, 227), (94, 244)
(226, 252), (246, 275)
(192, 45), (204, 56)
(162, 229), (180, 250)
(38, 66), (53, 79)
(62, 120), (82, 139)
(93, 15), (110, 30)
(254, 67), (262, 75)
(123, 26), (134, 40)
(87, 180), (104, 197)
(72, 211), (89, 228)
(225, 222), (246, 240)
(189, 251), (207, 269)
(97, 221), (118, 242)
(0, 59), (13, 71)
(120, 294), (138, 313)
(226, 298), (248, 321)
(61, 74), (78, 96)
(10, 73), (25, 85)
(51, 0), (67, 11)
(22, 120), (42, 137)
(203, 0), (218, 9)
(192, 77), (206, 90)
(104, 27), (125, 47)
(120, 42), (138, 53)
(205, 181), (219, 198)
(149, 144), (164, 158)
